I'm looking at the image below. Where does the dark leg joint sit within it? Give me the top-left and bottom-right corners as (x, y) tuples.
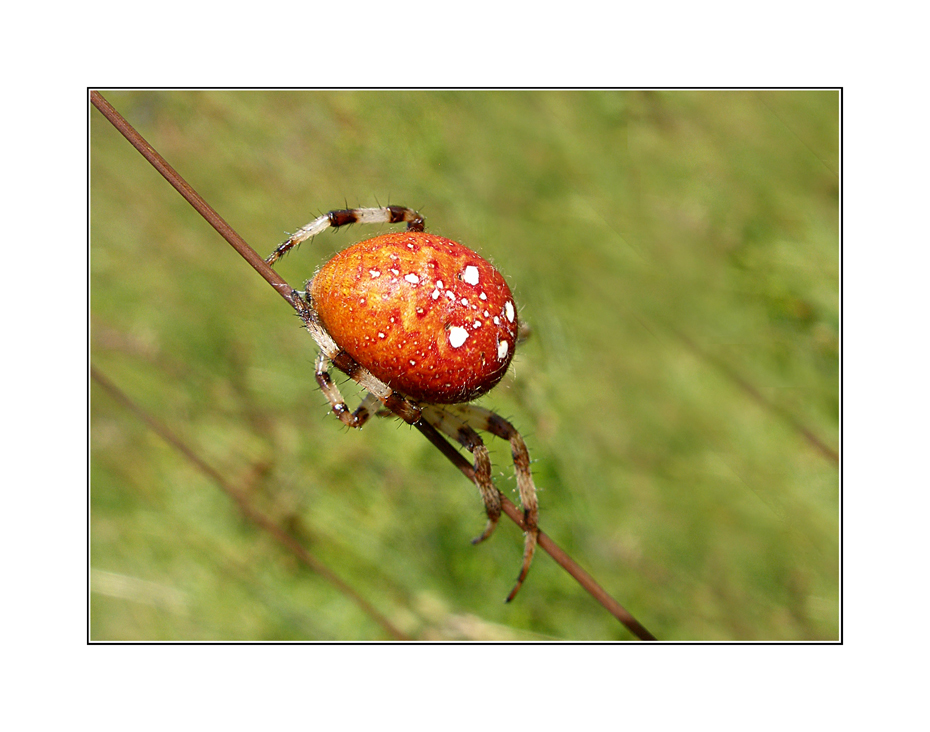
(487, 412), (516, 439)
(387, 205), (425, 232)
(330, 350), (361, 379)
(328, 209), (360, 227)
(384, 393), (421, 424)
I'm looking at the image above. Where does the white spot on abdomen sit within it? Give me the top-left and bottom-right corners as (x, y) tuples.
(497, 340), (509, 360)
(448, 326), (469, 348)
(463, 265), (480, 285)
(404, 273), (420, 285)
(504, 301), (515, 323)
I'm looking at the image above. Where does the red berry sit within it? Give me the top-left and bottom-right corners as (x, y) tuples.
(310, 231), (518, 404)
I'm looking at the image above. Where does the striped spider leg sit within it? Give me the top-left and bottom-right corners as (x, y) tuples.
(266, 206), (424, 267)
(422, 404), (539, 603)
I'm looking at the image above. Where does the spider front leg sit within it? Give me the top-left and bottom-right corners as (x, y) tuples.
(265, 206), (425, 267)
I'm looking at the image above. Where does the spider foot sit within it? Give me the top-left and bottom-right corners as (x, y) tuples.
(264, 236), (297, 267)
(470, 515), (500, 545)
(505, 514), (539, 603)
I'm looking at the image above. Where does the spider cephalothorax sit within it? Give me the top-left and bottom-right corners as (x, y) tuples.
(266, 206), (539, 601)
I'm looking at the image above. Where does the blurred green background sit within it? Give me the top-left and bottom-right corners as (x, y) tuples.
(90, 90), (838, 640)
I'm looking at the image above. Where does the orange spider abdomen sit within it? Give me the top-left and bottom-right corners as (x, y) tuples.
(309, 231), (518, 404)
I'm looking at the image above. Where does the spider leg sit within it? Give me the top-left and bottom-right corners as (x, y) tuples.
(422, 406), (502, 548)
(303, 308), (422, 425)
(314, 354), (382, 429)
(438, 404), (540, 603)
(265, 206), (425, 267)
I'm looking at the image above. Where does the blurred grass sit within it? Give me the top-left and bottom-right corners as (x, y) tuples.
(90, 90), (838, 640)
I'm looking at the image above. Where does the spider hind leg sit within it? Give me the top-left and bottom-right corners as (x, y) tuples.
(424, 406), (503, 543)
(423, 404), (539, 602)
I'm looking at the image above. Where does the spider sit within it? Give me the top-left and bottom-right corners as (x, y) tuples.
(266, 206), (539, 601)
